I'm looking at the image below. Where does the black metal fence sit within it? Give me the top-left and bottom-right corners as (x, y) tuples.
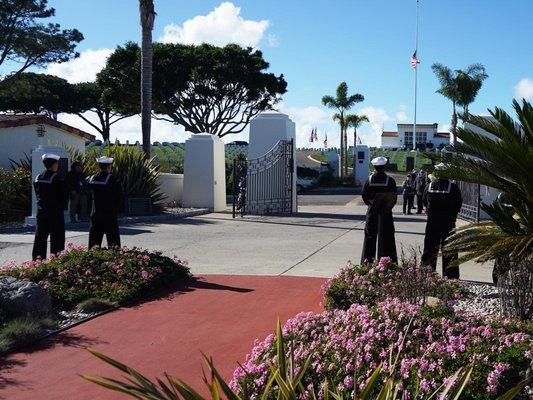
(232, 139), (294, 218)
(457, 180), (480, 222)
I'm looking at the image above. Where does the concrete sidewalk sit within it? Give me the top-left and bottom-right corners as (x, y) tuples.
(0, 203), (493, 282)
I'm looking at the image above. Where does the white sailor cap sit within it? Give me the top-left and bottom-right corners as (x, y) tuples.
(434, 162), (446, 170)
(96, 156), (114, 164)
(41, 153), (60, 161)
(371, 156), (388, 166)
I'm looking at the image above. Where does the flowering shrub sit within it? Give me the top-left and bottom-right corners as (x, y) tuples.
(231, 300), (532, 399)
(0, 244), (190, 309)
(323, 256), (468, 310)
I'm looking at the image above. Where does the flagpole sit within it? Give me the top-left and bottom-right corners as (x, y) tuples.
(413, 0), (419, 152)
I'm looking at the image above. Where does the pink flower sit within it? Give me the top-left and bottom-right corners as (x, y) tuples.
(141, 270), (150, 279)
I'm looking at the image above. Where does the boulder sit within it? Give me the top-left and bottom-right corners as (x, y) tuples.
(0, 276), (51, 317)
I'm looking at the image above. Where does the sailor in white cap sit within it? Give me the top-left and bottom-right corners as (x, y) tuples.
(86, 155), (123, 248)
(421, 162), (463, 278)
(360, 156), (398, 264)
(32, 153), (67, 260)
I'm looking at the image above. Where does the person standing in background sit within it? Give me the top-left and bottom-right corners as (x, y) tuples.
(402, 174), (415, 215)
(415, 169), (428, 214)
(32, 154), (68, 260)
(66, 161), (88, 223)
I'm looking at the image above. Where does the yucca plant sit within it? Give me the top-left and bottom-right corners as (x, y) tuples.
(68, 143), (165, 212)
(81, 320), (528, 400)
(438, 99), (532, 264)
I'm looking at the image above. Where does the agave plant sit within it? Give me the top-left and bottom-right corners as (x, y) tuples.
(438, 99), (533, 266)
(81, 320), (527, 399)
(68, 143), (165, 212)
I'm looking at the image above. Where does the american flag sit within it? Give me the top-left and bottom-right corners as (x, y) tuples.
(313, 128), (318, 142)
(411, 51), (420, 69)
(309, 128), (315, 143)
(323, 133), (328, 149)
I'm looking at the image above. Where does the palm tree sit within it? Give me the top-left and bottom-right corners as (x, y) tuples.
(455, 64), (488, 121)
(345, 114), (368, 177)
(441, 99), (532, 282)
(345, 114), (369, 149)
(431, 63), (488, 146)
(139, 0), (156, 158)
(322, 82), (364, 176)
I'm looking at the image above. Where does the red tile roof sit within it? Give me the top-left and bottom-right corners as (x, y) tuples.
(381, 131), (398, 137)
(0, 114), (95, 141)
(435, 132), (450, 138)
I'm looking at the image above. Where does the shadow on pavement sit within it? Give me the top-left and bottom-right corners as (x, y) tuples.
(129, 276), (254, 308)
(0, 358), (26, 392)
(0, 331), (105, 392)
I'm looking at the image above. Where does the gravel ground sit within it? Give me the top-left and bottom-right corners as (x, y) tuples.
(454, 282), (500, 317)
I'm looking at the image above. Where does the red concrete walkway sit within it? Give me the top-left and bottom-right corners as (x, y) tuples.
(0, 275), (325, 400)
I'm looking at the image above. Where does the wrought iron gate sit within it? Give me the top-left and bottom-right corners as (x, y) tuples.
(232, 139), (294, 217)
(457, 180), (480, 222)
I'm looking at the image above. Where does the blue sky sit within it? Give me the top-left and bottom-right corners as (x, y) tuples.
(40, 0), (533, 146)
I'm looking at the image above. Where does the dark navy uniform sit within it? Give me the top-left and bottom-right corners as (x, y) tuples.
(361, 171), (398, 264)
(86, 171), (123, 248)
(421, 178), (462, 278)
(32, 170), (67, 260)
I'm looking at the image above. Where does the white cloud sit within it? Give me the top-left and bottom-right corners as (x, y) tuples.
(514, 78), (533, 100)
(440, 124), (450, 133)
(45, 48), (113, 83)
(278, 104), (337, 148)
(356, 106), (390, 146)
(160, 2), (270, 48)
(267, 34), (279, 47)
(280, 105), (329, 126)
(395, 111), (408, 122)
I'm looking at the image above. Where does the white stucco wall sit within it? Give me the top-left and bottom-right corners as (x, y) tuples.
(157, 173), (184, 204)
(0, 124), (86, 169)
(381, 136), (398, 148)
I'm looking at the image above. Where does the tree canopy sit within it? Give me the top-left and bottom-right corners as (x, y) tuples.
(0, 73), (132, 140)
(69, 82), (134, 141)
(98, 42), (287, 137)
(0, 0), (83, 79)
(0, 72), (71, 117)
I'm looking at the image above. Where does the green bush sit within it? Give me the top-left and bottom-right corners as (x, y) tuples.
(323, 256), (468, 310)
(70, 143), (165, 213)
(0, 317), (44, 352)
(1, 244), (190, 309)
(0, 167), (31, 222)
(76, 298), (117, 314)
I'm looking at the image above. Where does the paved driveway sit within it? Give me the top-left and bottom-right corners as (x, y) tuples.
(0, 199), (493, 282)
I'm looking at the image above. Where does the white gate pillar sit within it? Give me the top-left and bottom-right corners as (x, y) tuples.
(327, 150), (341, 177)
(248, 112), (297, 213)
(182, 134), (226, 212)
(354, 145), (370, 186)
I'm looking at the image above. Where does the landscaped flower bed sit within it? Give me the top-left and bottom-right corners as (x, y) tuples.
(0, 243), (190, 309)
(323, 256), (468, 310)
(231, 299), (532, 399)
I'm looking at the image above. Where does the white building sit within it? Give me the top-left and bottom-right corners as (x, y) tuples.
(380, 123), (450, 149)
(0, 115), (95, 169)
